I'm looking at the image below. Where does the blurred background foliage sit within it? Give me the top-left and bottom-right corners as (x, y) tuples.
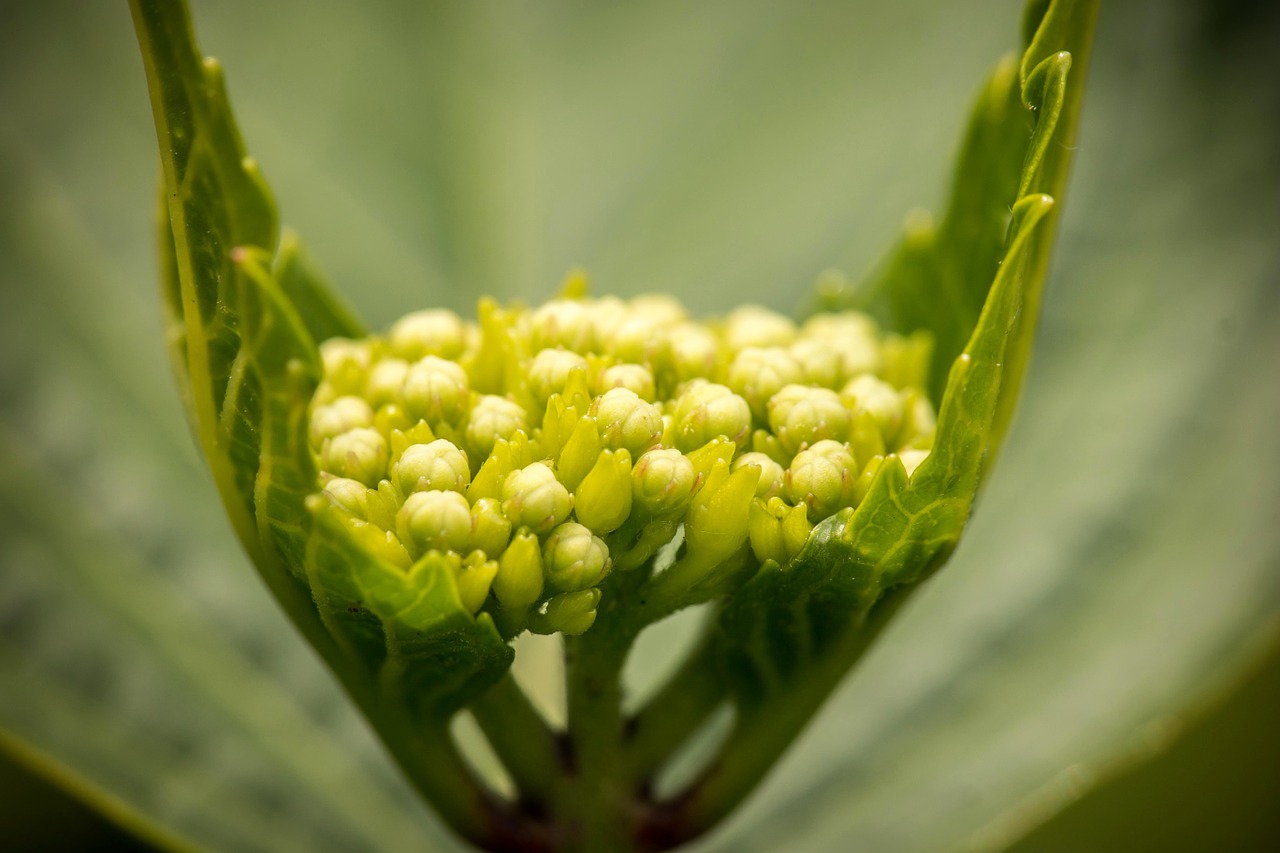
(1, 0), (1277, 850)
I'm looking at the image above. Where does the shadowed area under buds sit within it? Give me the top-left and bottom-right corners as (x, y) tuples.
(307, 291), (937, 635)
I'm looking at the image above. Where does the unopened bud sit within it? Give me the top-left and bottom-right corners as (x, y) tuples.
(310, 396), (374, 447)
(455, 552), (499, 614)
(733, 451), (785, 499)
(727, 347), (803, 421)
(673, 382), (751, 452)
(527, 348), (589, 408)
(395, 439), (470, 495)
(366, 358), (410, 408)
(402, 356), (470, 425)
(388, 309), (467, 361)
(543, 522), (612, 592)
(574, 449), (633, 533)
(597, 363), (656, 401)
(502, 462), (573, 535)
(529, 299), (595, 352)
(321, 477), (372, 519)
(591, 388), (663, 456)
(322, 427), (389, 487)
(466, 395), (528, 460)
(786, 439), (857, 520)
(722, 304), (796, 351)
(470, 497), (512, 558)
(556, 416), (602, 492)
(668, 323), (719, 383)
(319, 338), (372, 395)
(397, 489), (473, 555)
(494, 529), (544, 608)
(632, 447), (697, 517)
(747, 496), (810, 566)
(768, 384), (850, 454)
(842, 374), (904, 445)
(684, 459), (756, 564)
(542, 588), (601, 636)
(350, 521), (412, 571)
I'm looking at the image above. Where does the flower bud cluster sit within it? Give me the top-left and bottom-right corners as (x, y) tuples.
(308, 290), (935, 635)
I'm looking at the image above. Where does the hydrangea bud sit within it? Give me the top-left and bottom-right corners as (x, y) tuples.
(366, 358), (410, 408)
(786, 439), (858, 520)
(596, 363), (656, 401)
(842, 374), (904, 445)
(321, 476), (372, 519)
(310, 396), (375, 447)
(395, 439), (470, 495)
(898, 389), (938, 449)
(727, 346), (804, 422)
(455, 552), (499, 614)
(733, 451), (786, 499)
(747, 496), (811, 566)
(402, 356), (470, 425)
(574, 449), (633, 534)
(388, 308), (467, 361)
(494, 528), (544, 609)
(632, 447), (697, 517)
(527, 348), (589, 408)
(502, 462), (573, 535)
(853, 455), (883, 505)
(610, 316), (665, 365)
(630, 293), (688, 325)
(529, 299), (595, 352)
(767, 384), (851, 455)
(468, 434), (530, 502)
(722, 304), (796, 351)
(397, 489), (473, 555)
(801, 312), (882, 382)
(789, 337), (841, 389)
(672, 382), (752, 452)
(374, 403), (413, 436)
(319, 338), (372, 396)
(348, 521), (412, 571)
(470, 497), (512, 558)
(668, 323), (719, 384)
(543, 522), (611, 592)
(466, 395), (528, 460)
(556, 416), (603, 492)
(541, 589), (601, 636)
(322, 427), (389, 487)
(591, 388), (663, 456)
(683, 459), (757, 566)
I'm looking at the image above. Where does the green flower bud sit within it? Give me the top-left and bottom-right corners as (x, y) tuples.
(466, 395), (528, 460)
(529, 299), (596, 352)
(591, 388), (663, 456)
(786, 439), (857, 520)
(632, 447), (697, 517)
(596, 363), (656, 401)
(727, 346), (804, 422)
(630, 293), (688, 325)
(527, 348), (589, 408)
(610, 316), (665, 365)
(767, 384), (851, 455)
(574, 449), (633, 533)
(585, 296), (628, 342)
(879, 331), (932, 391)
(733, 451), (785, 499)
(388, 308), (467, 361)
(788, 338), (841, 388)
(542, 522), (611, 592)
(321, 476), (372, 519)
(365, 357), (410, 408)
(374, 403), (414, 436)
(310, 396), (375, 447)
(470, 497), (512, 558)
(502, 462), (573, 535)
(455, 552), (499, 614)
(349, 520), (413, 571)
(672, 382), (752, 452)
(541, 588), (601, 636)
(395, 439), (470, 495)
(722, 304), (795, 351)
(397, 489), (473, 555)
(684, 458), (757, 565)
(402, 356), (470, 425)
(555, 416), (601, 492)
(898, 389), (937, 450)
(747, 496), (810, 567)
(319, 337), (372, 395)
(322, 427), (389, 487)
(800, 312), (882, 383)
(853, 455), (883, 505)
(494, 528), (544, 609)
(668, 323), (719, 384)
(748, 429), (790, 466)
(841, 374), (904, 445)
(848, 411), (887, 466)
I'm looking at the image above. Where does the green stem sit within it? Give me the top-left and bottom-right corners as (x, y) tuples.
(470, 674), (564, 805)
(624, 631), (727, 784)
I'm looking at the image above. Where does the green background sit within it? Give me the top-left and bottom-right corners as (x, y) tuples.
(1, 0), (1277, 849)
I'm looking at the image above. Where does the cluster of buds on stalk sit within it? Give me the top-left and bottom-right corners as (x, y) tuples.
(307, 285), (937, 638)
